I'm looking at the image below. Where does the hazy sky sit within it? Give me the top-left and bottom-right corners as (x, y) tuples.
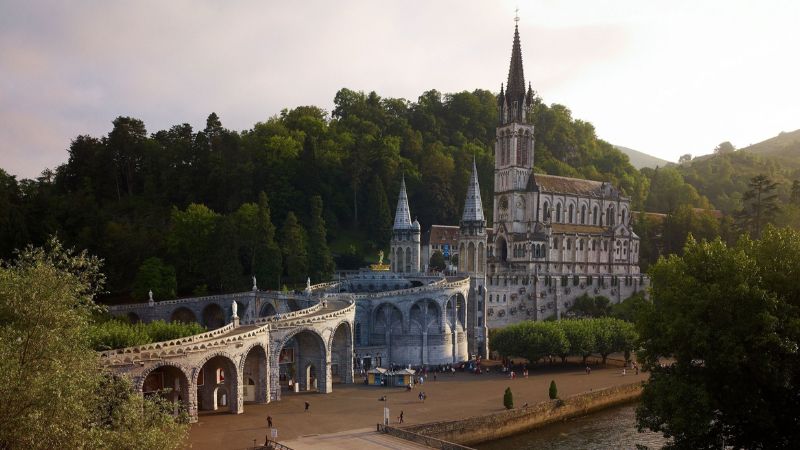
(2, 0), (799, 179)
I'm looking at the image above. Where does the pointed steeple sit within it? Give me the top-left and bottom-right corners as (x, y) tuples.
(461, 159), (485, 223)
(393, 176), (412, 230)
(506, 24), (526, 106)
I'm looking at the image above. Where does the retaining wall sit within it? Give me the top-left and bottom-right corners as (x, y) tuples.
(402, 382), (643, 446)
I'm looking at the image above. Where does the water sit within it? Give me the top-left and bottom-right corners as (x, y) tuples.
(476, 403), (669, 450)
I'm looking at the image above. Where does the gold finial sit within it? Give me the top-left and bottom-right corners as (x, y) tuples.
(515, 6), (520, 23)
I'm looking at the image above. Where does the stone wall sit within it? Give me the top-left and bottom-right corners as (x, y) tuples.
(402, 382), (643, 446)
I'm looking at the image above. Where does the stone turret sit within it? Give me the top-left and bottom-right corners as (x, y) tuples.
(458, 159), (488, 358)
(391, 176), (420, 273)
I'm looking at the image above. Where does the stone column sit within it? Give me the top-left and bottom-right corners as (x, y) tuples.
(269, 350), (281, 402)
(320, 357), (333, 393)
(187, 378), (199, 423)
(231, 370), (243, 415)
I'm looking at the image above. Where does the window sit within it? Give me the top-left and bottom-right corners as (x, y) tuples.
(581, 205), (586, 224)
(543, 202), (550, 220)
(556, 203), (562, 222)
(579, 239), (584, 251)
(567, 239), (572, 250)
(568, 204), (574, 223)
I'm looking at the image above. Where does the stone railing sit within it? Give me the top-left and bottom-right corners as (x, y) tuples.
(246, 300), (324, 326)
(309, 280), (342, 292)
(352, 276), (469, 301)
(108, 291), (257, 312)
(268, 298), (356, 330)
(377, 424), (473, 450)
(98, 323), (235, 360)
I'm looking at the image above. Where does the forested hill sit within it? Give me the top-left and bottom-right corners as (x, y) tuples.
(0, 87), (643, 301)
(677, 130), (800, 215)
(614, 145), (671, 169)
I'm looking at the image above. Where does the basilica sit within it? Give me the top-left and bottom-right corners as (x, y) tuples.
(395, 23), (646, 355)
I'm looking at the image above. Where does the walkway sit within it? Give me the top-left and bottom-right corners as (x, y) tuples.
(188, 362), (646, 449)
(283, 428), (430, 450)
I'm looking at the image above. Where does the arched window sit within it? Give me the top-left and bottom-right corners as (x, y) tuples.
(593, 206), (599, 225)
(579, 239), (584, 251)
(622, 209), (627, 225)
(556, 203), (562, 222)
(567, 239), (572, 250)
(543, 202), (550, 220)
(581, 205), (586, 224)
(607, 206), (615, 226)
(568, 204), (574, 223)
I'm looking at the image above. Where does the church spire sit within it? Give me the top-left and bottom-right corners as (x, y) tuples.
(393, 175), (412, 230)
(461, 159), (485, 223)
(506, 24), (526, 106)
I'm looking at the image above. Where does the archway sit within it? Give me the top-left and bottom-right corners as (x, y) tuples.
(259, 302), (277, 318)
(202, 303), (225, 329)
(373, 303), (403, 367)
(171, 307), (197, 324)
(141, 364), (190, 417)
(241, 345), (267, 403)
(410, 299), (441, 365)
(496, 236), (508, 263)
(275, 330), (327, 396)
(330, 322), (353, 384)
(196, 354), (238, 413)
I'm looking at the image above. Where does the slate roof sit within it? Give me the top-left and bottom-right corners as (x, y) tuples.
(532, 174), (609, 197)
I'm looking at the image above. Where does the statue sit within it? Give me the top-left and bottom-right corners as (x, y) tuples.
(307, 277), (311, 290)
(232, 300), (238, 318)
(252, 275), (258, 291)
(148, 289), (154, 304)
(378, 250), (384, 265)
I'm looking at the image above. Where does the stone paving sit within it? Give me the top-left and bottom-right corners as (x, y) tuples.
(188, 361), (646, 449)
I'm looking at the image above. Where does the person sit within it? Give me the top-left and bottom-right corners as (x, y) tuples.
(622, 367), (627, 376)
(585, 366), (591, 375)
(635, 363), (639, 375)
(304, 401), (310, 412)
(267, 415), (273, 428)
(418, 392), (423, 402)
(433, 373), (437, 382)
(399, 410), (404, 424)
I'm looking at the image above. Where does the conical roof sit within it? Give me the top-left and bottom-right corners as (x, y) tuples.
(506, 24), (526, 105)
(461, 159), (485, 222)
(393, 176), (412, 230)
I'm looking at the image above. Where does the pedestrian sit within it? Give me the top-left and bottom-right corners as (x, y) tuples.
(418, 392), (423, 402)
(433, 373), (437, 382)
(267, 415), (273, 428)
(635, 364), (639, 375)
(399, 410), (404, 424)
(622, 367), (627, 376)
(304, 401), (310, 412)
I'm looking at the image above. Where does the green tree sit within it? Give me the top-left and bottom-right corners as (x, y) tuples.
(429, 250), (446, 271)
(560, 319), (595, 364)
(167, 203), (219, 294)
(280, 212), (308, 284)
(549, 380), (558, 399)
(503, 387), (514, 409)
(735, 174), (779, 238)
(568, 293), (611, 318)
(365, 175), (392, 247)
(637, 230), (800, 448)
(0, 238), (187, 448)
(713, 141), (736, 154)
(308, 195), (335, 282)
(132, 257), (177, 301)
(791, 179), (800, 206)
(254, 192), (283, 289)
(610, 292), (650, 323)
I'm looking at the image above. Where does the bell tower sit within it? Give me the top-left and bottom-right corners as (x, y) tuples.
(494, 21), (535, 230)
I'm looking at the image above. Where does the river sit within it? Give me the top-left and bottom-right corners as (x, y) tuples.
(475, 403), (669, 450)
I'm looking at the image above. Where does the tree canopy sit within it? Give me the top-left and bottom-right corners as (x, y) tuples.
(636, 227), (800, 448)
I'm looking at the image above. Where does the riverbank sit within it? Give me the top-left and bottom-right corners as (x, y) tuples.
(189, 361), (646, 449)
(394, 382), (643, 447)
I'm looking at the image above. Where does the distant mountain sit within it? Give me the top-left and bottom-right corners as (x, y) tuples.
(739, 129), (800, 159)
(614, 145), (671, 169)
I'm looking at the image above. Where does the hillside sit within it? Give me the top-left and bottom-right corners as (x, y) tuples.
(740, 129), (800, 159)
(677, 130), (800, 214)
(614, 145), (671, 169)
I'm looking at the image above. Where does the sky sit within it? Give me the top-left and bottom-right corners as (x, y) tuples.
(2, 0), (799, 179)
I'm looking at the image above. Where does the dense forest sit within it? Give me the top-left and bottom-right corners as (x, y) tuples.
(0, 87), (794, 302)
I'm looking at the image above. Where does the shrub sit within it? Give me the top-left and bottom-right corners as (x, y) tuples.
(503, 387), (513, 409)
(549, 380), (558, 399)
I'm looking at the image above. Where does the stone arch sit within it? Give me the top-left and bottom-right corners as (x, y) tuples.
(273, 327), (328, 395)
(170, 307), (197, 324)
(239, 343), (268, 404)
(201, 303), (225, 330)
(328, 321), (353, 384)
(194, 352), (239, 413)
(259, 302), (277, 318)
(495, 236), (508, 262)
